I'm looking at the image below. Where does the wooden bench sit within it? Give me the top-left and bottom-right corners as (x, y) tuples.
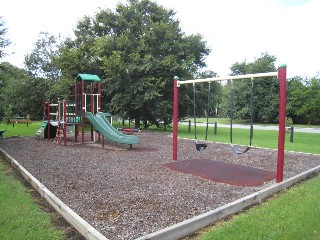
(9, 118), (31, 124)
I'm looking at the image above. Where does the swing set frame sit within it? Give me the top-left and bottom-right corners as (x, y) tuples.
(172, 65), (287, 183)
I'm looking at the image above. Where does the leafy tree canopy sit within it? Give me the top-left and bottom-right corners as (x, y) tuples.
(58, 0), (211, 128)
(287, 76), (320, 124)
(24, 32), (62, 80)
(221, 53), (279, 123)
(0, 62), (47, 120)
(0, 17), (11, 59)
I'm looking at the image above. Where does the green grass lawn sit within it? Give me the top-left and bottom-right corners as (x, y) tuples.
(182, 117), (250, 124)
(0, 122), (39, 137)
(0, 160), (65, 240)
(177, 124), (320, 154)
(196, 174), (320, 240)
(182, 117), (320, 128)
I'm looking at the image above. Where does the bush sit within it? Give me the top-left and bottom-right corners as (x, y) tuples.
(286, 117), (293, 126)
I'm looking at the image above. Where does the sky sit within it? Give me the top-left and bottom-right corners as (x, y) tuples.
(1, 0), (319, 78)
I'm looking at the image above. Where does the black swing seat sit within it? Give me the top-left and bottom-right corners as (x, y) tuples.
(230, 143), (251, 155)
(196, 142), (207, 151)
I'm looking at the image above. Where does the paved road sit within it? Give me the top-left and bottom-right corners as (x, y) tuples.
(180, 122), (320, 134)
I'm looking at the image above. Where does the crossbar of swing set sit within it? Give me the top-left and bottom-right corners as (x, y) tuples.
(176, 72), (278, 86)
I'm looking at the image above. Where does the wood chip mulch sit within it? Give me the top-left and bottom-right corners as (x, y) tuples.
(1, 131), (319, 240)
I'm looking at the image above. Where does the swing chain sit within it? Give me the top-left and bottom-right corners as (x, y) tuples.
(193, 82), (211, 151)
(229, 78), (254, 154)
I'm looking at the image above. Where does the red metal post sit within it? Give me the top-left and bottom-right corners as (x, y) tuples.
(277, 64), (287, 182)
(63, 100), (67, 146)
(74, 80), (78, 142)
(90, 82), (94, 141)
(81, 79), (85, 144)
(98, 82), (102, 143)
(173, 76), (179, 160)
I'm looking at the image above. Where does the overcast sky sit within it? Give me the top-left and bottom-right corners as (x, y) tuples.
(1, 0), (319, 78)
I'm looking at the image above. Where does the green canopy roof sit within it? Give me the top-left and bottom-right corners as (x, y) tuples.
(75, 74), (101, 82)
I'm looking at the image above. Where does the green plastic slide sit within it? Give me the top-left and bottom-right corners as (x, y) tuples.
(85, 112), (139, 145)
(35, 121), (48, 137)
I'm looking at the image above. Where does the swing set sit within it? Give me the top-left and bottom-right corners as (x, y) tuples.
(173, 65), (287, 183)
(192, 78), (254, 154)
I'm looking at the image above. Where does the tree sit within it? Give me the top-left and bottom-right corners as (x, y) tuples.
(0, 17), (11, 59)
(187, 71), (221, 119)
(58, 0), (210, 128)
(303, 78), (320, 124)
(220, 53), (278, 123)
(288, 76), (320, 124)
(0, 62), (48, 121)
(24, 32), (77, 103)
(287, 76), (308, 123)
(24, 32), (62, 80)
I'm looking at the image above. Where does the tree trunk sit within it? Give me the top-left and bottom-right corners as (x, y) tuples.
(134, 112), (140, 129)
(143, 119), (148, 129)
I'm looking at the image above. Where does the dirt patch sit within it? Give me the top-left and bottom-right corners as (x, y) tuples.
(0, 131), (319, 240)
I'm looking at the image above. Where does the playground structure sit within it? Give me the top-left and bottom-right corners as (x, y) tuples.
(36, 74), (139, 147)
(172, 65), (287, 182)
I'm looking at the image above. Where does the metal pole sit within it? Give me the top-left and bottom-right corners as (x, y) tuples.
(214, 122), (217, 135)
(173, 76), (179, 160)
(98, 82), (101, 112)
(178, 72), (278, 86)
(74, 80), (78, 142)
(277, 64), (287, 183)
(290, 126), (294, 143)
(98, 82), (102, 143)
(82, 79), (85, 145)
(90, 83), (94, 141)
(63, 100), (67, 146)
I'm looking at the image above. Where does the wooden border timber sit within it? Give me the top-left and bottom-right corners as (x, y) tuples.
(136, 164), (320, 240)
(0, 148), (108, 240)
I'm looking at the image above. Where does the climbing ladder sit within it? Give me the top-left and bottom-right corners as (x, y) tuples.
(54, 122), (63, 144)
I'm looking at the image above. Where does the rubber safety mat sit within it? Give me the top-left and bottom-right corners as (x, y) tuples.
(163, 159), (276, 186)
